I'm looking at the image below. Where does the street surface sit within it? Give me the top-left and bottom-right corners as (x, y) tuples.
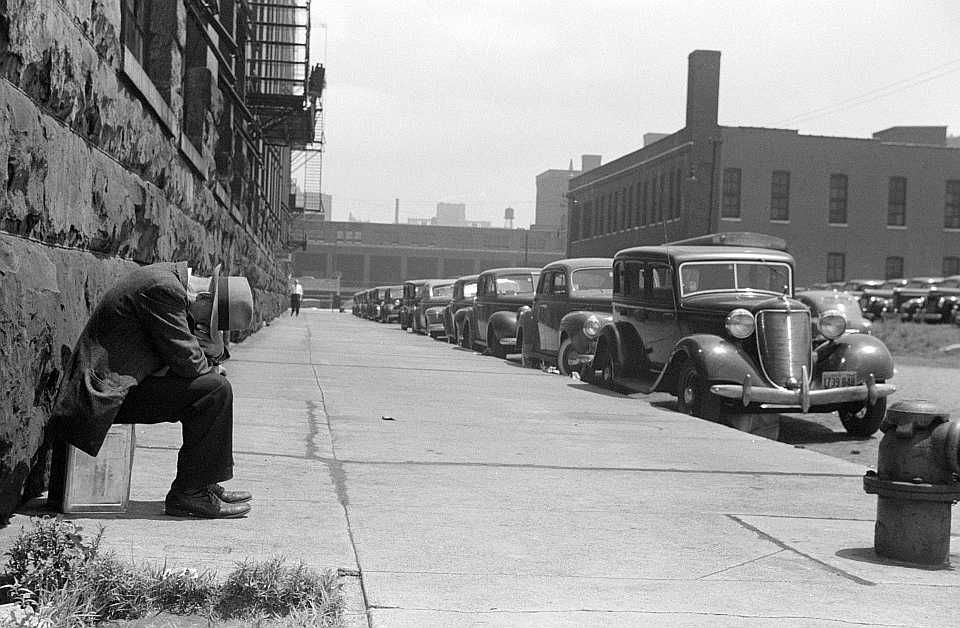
(5, 309), (958, 627)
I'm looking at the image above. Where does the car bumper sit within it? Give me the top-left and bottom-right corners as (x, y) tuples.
(710, 372), (895, 413)
(921, 312), (943, 322)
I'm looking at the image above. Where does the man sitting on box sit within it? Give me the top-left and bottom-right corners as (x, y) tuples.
(51, 261), (255, 518)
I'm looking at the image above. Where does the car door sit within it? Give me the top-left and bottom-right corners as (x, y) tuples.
(535, 271), (558, 352)
(474, 274), (496, 337)
(638, 262), (679, 370)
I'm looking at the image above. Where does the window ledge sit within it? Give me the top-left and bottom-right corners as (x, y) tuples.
(944, 227), (960, 232)
(179, 134), (207, 181)
(769, 219), (791, 224)
(122, 52), (177, 138)
(886, 225), (908, 230)
(720, 216), (742, 221)
(828, 222), (849, 227)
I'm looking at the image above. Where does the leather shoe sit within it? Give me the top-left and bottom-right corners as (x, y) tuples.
(209, 483), (252, 504)
(165, 487), (251, 519)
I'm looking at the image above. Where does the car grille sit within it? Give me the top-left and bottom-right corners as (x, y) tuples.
(426, 309), (442, 324)
(755, 310), (811, 388)
(925, 294), (940, 311)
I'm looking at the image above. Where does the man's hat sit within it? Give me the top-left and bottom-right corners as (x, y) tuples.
(187, 265), (254, 332)
(214, 275), (254, 331)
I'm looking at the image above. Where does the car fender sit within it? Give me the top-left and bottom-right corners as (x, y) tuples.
(660, 335), (765, 392)
(561, 311), (611, 354)
(596, 321), (646, 377)
(454, 306), (473, 328)
(488, 310), (519, 342)
(816, 333), (894, 381)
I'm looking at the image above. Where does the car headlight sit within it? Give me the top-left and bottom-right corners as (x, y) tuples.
(725, 308), (755, 339)
(394, 299), (401, 306)
(818, 309), (846, 339)
(582, 314), (602, 338)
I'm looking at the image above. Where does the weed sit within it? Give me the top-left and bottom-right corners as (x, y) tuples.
(1, 518), (344, 626)
(216, 557), (343, 622)
(3, 517), (102, 597)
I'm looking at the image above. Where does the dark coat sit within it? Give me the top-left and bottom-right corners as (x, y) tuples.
(52, 262), (211, 456)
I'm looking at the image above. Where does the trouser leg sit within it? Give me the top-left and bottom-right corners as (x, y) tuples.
(115, 372), (234, 489)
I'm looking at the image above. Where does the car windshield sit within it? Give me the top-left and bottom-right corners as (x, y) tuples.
(432, 284), (453, 298)
(811, 294), (862, 320)
(571, 268), (614, 295)
(463, 282), (477, 298)
(679, 261), (792, 297)
(498, 274), (536, 295)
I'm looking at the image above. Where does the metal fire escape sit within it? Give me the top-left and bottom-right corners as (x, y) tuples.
(245, 0), (325, 252)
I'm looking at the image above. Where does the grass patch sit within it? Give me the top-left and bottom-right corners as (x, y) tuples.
(1, 517), (343, 627)
(870, 319), (960, 367)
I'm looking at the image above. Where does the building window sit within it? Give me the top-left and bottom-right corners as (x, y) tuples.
(829, 174), (848, 224)
(641, 180), (649, 226)
(721, 168), (741, 218)
(945, 180), (960, 229)
(885, 256), (904, 279)
(826, 253), (845, 282)
(944, 257), (960, 276)
(121, 0), (150, 66)
(887, 176), (907, 226)
(770, 170), (790, 221)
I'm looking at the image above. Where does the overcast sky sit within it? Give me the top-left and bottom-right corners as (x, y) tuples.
(309, 0), (960, 228)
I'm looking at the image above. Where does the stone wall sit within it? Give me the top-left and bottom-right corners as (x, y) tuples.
(0, 1), (288, 521)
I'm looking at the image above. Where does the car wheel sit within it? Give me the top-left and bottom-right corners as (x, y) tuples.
(557, 338), (579, 377)
(590, 347), (619, 391)
(487, 327), (507, 358)
(460, 323), (472, 349)
(675, 361), (722, 422)
(839, 397), (886, 437)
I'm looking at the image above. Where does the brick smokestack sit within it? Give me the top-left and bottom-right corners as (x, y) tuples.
(685, 50), (721, 130)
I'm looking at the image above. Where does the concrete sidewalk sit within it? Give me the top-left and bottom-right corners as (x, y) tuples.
(3, 309), (960, 627)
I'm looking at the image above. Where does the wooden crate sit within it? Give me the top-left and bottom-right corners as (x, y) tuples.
(61, 424), (136, 513)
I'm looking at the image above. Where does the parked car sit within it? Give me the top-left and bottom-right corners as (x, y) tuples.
(917, 275), (960, 323)
(858, 279), (908, 320)
(378, 285), (404, 323)
(352, 290), (366, 317)
(839, 278), (885, 299)
(399, 279), (431, 331)
(585, 232), (895, 437)
(411, 279), (455, 337)
(517, 258), (614, 375)
(445, 275), (479, 344)
(363, 287), (382, 320)
(459, 267), (540, 357)
(794, 290), (871, 337)
(892, 277), (943, 320)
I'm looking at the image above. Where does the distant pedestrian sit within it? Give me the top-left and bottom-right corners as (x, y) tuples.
(290, 280), (303, 316)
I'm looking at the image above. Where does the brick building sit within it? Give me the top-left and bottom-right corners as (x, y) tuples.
(534, 154), (601, 246)
(291, 217), (565, 290)
(0, 1), (317, 519)
(566, 50), (960, 286)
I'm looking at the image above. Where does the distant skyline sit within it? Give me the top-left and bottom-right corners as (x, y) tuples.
(310, 1), (960, 228)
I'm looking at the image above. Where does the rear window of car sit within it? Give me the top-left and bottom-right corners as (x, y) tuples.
(432, 284), (453, 298)
(498, 274), (536, 295)
(571, 268), (613, 295)
(463, 282), (477, 298)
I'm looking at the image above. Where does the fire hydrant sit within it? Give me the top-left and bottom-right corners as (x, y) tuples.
(863, 400), (960, 565)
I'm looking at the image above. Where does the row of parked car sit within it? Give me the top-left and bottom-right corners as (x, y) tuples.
(351, 232), (897, 437)
(806, 276), (960, 324)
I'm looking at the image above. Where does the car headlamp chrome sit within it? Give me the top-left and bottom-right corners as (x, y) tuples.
(818, 309), (846, 339)
(582, 314), (602, 338)
(725, 308), (755, 339)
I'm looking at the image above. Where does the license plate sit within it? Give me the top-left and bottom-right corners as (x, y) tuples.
(822, 371), (860, 388)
